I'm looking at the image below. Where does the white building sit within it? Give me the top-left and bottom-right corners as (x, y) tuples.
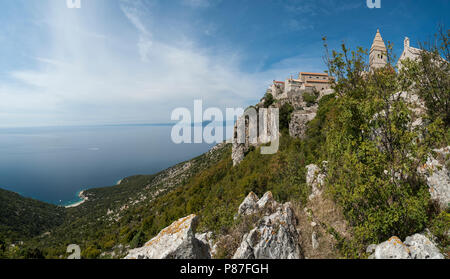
(397, 37), (424, 70)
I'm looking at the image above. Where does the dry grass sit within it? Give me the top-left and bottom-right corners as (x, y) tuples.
(293, 192), (353, 259)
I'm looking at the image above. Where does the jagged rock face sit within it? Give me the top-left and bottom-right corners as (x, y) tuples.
(418, 146), (450, 210)
(125, 215), (210, 259)
(368, 234), (444, 259)
(237, 192), (259, 215)
(256, 192), (278, 210)
(231, 108), (279, 166)
(289, 109), (317, 139)
(232, 142), (247, 166)
(233, 192), (303, 259)
(306, 162), (327, 200)
(238, 192), (279, 216)
(195, 231), (217, 258)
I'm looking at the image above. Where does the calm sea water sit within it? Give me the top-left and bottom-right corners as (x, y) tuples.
(0, 125), (214, 205)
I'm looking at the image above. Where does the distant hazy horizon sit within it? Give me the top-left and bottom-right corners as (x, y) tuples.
(0, 125), (214, 205)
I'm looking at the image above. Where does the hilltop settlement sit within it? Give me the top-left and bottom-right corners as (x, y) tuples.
(0, 28), (448, 260)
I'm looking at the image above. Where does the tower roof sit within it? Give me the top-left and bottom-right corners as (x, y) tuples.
(371, 29), (387, 53)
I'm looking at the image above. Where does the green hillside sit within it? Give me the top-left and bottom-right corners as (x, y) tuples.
(0, 188), (65, 242)
(1, 28), (448, 259)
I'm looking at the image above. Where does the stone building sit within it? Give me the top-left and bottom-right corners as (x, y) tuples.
(270, 81), (285, 98)
(298, 72), (332, 91)
(269, 72), (332, 100)
(285, 78), (304, 94)
(397, 37), (424, 70)
(369, 29), (387, 70)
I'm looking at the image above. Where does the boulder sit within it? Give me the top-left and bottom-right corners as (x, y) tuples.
(372, 237), (411, 259)
(368, 234), (444, 259)
(404, 234), (444, 259)
(125, 215), (210, 259)
(233, 192), (302, 259)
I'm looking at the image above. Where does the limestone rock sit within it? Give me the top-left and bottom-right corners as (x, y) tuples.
(306, 162), (327, 200)
(238, 192), (259, 216)
(366, 244), (377, 254)
(373, 237), (411, 259)
(256, 191), (277, 211)
(312, 232), (319, 250)
(289, 109), (317, 139)
(125, 215), (210, 259)
(232, 142), (247, 166)
(195, 231), (217, 258)
(368, 234), (444, 259)
(233, 193), (302, 259)
(404, 234), (444, 259)
(418, 146), (450, 210)
(231, 107), (278, 166)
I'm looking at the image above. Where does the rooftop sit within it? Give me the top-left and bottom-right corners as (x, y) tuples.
(300, 72), (329, 76)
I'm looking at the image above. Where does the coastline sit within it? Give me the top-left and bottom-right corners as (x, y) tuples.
(64, 190), (88, 208)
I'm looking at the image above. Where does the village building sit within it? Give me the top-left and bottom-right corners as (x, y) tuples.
(397, 37), (424, 70)
(270, 81), (285, 98)
(298, 72), (332, 91)
(268, 72), (332, 100)
(267, 29), (428, 101)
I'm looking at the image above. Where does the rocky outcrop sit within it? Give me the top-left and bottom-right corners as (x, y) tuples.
(418, 146), (450, 210)
(232, 142), (248, 166)
(368, 234), (444, 259)
(237, 192), (259, 216)
(125, 215), (210, 259)
(231, 108), (279, 166)
(233, 192), (302, 259)
(289, 108), (317, 139)
(306, 162), (327, 200)
(195, 231), (217, 258)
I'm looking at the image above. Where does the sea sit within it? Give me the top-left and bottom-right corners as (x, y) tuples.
(0, 125), (215, 206)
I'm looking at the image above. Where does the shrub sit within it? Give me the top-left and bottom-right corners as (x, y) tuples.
(322, 34), (446, 253)
(130, 230), (146, 249)
(279, 103), (294, 130)
(303, 91), (319, 107)
(263, 92), (274, 108)
(401, 25), (449, 126)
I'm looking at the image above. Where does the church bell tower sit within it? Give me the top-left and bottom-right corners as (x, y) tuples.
(369, 29), (387, 70)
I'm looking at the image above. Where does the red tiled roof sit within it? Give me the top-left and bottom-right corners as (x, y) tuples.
(300, 72), (329, 76)
(274, 81), (285, 84)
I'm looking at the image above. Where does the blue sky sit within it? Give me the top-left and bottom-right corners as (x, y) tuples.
(0, 0), (448, 127)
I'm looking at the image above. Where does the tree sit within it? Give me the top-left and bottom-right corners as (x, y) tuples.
(263, 92), (274, 108)
(321, 35), (445, 256)
(130, 230), (147, 249)
(279, 103), (294, 131)
(401, 25), (449, 126)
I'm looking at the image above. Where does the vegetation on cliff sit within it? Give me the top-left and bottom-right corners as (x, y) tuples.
(0, 27), (448, 259)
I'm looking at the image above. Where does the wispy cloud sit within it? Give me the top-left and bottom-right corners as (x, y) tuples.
(120, 0), (153, 62)
(0, 0), (325, 128)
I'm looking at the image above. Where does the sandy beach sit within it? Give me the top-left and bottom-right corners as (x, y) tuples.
(65, 191), (88, 208)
